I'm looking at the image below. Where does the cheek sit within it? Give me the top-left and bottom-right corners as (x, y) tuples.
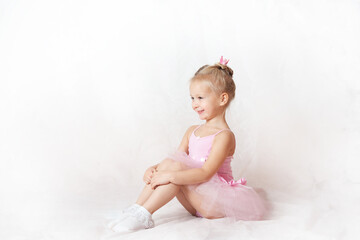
(191, 102), (196, 109)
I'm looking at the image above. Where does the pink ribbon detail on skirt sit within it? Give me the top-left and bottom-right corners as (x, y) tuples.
(219, 176), (247, 186)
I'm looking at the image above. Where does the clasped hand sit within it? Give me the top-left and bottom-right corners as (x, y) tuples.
(143, 167), (172, 189)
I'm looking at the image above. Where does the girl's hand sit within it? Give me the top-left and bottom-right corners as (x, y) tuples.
(150, 171), (172, 189)
(143, 166), (156, 185)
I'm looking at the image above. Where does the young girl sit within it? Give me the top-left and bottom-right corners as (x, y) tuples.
(107, 56), (267, 232)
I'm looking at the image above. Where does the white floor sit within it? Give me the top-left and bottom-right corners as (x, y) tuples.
(2, 184), (358, 240)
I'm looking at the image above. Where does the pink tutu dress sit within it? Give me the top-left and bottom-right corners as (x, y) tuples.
(169, 125), (268, 221)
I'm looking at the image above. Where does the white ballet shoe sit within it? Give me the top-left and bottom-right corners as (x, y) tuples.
(106, 204), (141, 229)
(111, 206), (154, 232)
(122, 204), (141, 214)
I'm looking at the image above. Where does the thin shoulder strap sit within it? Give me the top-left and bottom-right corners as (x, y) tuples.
(214, 128), (232, 136)
(192, 124), (202, 135)
(191, 124), (202, 136)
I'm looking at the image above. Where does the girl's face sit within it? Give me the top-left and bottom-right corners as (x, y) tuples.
(189, 80), (223, 121)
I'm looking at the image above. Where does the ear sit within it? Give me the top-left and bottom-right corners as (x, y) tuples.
(219, 92), (229, 106)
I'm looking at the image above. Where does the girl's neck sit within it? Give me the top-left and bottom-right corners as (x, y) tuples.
(204, 111), (229, 129)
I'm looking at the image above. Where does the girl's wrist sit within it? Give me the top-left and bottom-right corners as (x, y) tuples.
(169, 171), (176, 184)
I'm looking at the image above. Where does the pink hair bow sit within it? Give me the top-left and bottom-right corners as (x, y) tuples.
(219, 56), (229, 65)
(219, 176), (247, 186)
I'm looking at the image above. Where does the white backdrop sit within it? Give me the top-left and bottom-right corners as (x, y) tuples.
(1, 0), (360, 239)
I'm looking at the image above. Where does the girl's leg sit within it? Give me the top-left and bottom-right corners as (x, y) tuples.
(110, 159), (187, 232)
(176, 187), (197, 216)
(181, 186), (224, 219)
(135, 184), (154, 206)
(134, 158), (177, 206)
(133, 184), (198, 216)
(141, 159), (184, 214)
(142, 180), (180, 214)
(133, 182), (197, 215)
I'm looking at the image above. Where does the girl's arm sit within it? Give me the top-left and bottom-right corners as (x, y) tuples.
(176, 125), (198, 153)
(151, 130), (235, 188)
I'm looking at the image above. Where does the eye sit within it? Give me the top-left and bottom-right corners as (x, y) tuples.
(190, 96), (194, 100)
(198, 97), (203, 100)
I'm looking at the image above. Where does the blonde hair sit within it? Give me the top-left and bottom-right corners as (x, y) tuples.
(191, 62), (236, 106)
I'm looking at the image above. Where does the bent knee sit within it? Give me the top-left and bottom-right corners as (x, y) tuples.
(157, 158), (183, 171)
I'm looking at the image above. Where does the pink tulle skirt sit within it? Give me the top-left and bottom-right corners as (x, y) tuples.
(168, 151), (268, 221)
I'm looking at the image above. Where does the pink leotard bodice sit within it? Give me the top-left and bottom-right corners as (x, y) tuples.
(188, 125), (234, 182)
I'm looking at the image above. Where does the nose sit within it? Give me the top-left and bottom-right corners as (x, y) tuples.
(192, 100), (198, 109)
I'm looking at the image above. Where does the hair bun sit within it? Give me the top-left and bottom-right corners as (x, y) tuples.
(214, 63), (233, 77)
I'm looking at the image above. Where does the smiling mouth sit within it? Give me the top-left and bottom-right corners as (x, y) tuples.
(197, 110), (204, 114)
